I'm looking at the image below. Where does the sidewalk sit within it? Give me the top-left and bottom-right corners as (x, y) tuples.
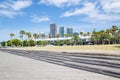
(0, 51), (119, 80)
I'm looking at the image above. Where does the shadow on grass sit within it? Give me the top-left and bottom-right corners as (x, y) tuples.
(114, 46), (120, 48)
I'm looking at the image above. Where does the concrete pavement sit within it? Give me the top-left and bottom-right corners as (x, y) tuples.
(0, 51), (119, 80)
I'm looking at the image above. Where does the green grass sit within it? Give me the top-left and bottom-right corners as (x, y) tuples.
(15, 44), (120, 51)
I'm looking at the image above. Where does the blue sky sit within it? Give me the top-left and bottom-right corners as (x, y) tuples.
(0, 0), (120, 41)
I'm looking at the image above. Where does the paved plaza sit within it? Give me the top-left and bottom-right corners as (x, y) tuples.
(0, 51), (119, 80)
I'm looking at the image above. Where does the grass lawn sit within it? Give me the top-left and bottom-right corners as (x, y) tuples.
(18, 44), (120, 51)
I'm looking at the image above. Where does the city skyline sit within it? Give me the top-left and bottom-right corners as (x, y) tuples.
(59, 27), (64, 38)
(0, 0), (120, 41)
(67, 28), (73, 37)
(50, 23), (57, 38)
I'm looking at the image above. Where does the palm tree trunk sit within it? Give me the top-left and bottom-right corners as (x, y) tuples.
(21, 35), (24, 47)
(34, 39), (37, 47)
(28, 38), (30, 47)
(108, 40), (110, 45)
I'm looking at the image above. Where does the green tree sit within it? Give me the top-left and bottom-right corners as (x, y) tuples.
(26, 32), (32, 46)
(80, 32), (84, 45)
(72, 33), (80, 45)
(41, 33), (45, 39)
(91, 28), (97, 44)
(33, 33), (39, 46)
(28, 40), (35, 46)
(1, 41), (6, 47)
(19, 30), (25, 47)
(41, 41), (49, 46)
(36, 41), (42, 46)
(64, 34), (69, 38)
(111, 25), (118, 44)
(12, 39), (21, 47)
(80, 32), (84, 37)
(59, 40), (64, 46)
(56, 34), (60, 38)
(10, 33), (15, 46)
(39, 33), (42, 39)
(23, 40), (28, 46)
(87, 32), (90, 36)
(99, 30), (106, 44)
(7, 40), (12, 46)
(26, 32), (32, 40)
(33, 33), (38, 40)
(10, 33), (15, 40)
(115, 29), (120, 44)
(83, 33), (87, 38)
(105, 29), (112, 44)
(111, 25), (118, 35)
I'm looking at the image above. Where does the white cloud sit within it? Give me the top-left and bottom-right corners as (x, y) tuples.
(0, 0), (32, 18)
(31, 15), (50, 23)
(61, 1), (120, 22)
(0, 3), (8, 9)
(39, 0), (81, 7)
(61, 2), (96, 17)
(99, 0), (120, 13)
(11, 0), (32, 11)
(0, 10), (17, 18)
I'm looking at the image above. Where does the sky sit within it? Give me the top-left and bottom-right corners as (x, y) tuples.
(0, 0), (120, 41)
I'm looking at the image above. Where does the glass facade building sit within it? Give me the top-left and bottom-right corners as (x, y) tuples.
(59, 27), (64, 38)
(50, 23), (57, 38)
(67, 28), (73, 37)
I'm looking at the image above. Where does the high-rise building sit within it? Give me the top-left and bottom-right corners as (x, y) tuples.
(67, 28), (73, 37)
(59, 27), (64, 37)
(50, 23), (57, 38)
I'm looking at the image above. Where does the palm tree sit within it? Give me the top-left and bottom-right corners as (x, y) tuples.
(105, 29), (112, 44)
(80, 32), (84, 37)
(91, 31), (99, 45)
(73, 33), (79, 45)
(33, 33), (39, 46)
(19, 30), (25, 47)
(64, 34), (69, 38)
(19, 30), (25, 40)
(19, 35), (22, 40)
(10, 33), (15, 47)
(115, 28), (120, 44)
(106, 29), (111, 35)
(87, 32), (90, 36)
(83, 33), (87, 45)
(112, 26), (118, 34)
(83, 33), (87, 38)
(49, 33), (52, 38)
(86, 32), (91, 43)
(111, 26), (118, 44)
(99, 30), (107, 44)
(26, 32), (32, 40)
(41, 33), (45, 39)
(10, 33), (15, 40)
(26, 32), (32, 46)
(56, 34), (60, 38)
(80, 32), (84, 45)
(33, 33), (38, 39)
(39, 33), (42, 39)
